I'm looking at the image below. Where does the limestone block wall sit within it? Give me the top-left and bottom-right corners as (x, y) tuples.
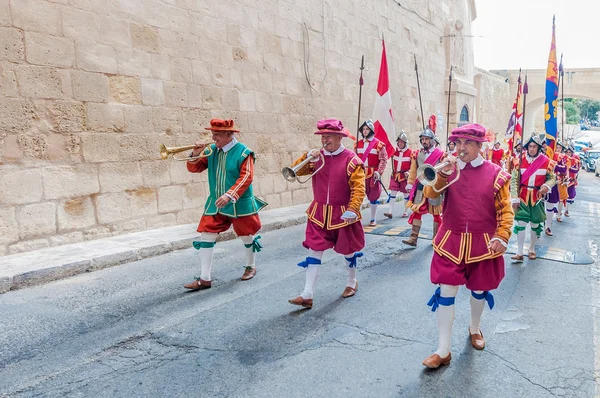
(474, 68), (513, 146)
(0, 0), (484, 255)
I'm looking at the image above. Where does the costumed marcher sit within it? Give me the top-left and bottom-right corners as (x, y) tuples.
(288, 119), (366, 309)
(403, 127), (445, 246)
(564, 144), (580, 217)
(384, 131), (412, 219)
(184, 119), (268, 290)
(421, 123), (513, 369)
(355, 119), (388, 226)
(544, 140), (568, 235)
(510, 132), (556, 262)
(447, 141), (457, 156)
(507, 139), (522, 174)
(489, 140), (505, 167)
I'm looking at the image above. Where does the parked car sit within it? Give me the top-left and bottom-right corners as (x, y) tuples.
(596, 157), (600, 177)
(581, 124), (590, 131)
(581, 150), (600, 172)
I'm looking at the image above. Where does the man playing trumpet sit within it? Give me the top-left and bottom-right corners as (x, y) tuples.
(288, 119), (366, 309)
(420, 123), (514, 369)
(184, 119), (267, 290)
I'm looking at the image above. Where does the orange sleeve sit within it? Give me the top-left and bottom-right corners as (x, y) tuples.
(226, 156), (254, 201)
(290, 153), (315, 176)
(347, 163), (366, 215)
(494, 181), (514, 244)
(187, 156), (209, 173)
(407, 154), (418, 185)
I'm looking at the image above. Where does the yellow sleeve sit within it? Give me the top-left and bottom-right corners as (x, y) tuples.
(423, 173), (448, 199)
(407, 156), (417, 185)
(347, 165), (366, 215)
(291, 153), (313, 176)
(494, 182), (514, 244)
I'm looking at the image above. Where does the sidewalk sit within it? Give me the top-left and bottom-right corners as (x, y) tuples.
(0, 204), (310, 294)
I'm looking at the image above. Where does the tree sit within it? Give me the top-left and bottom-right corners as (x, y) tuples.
(579, 99), (600, 122)
(563, 101), (579, 124)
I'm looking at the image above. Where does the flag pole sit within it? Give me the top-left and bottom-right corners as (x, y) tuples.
(446, 66), (453, 146)
(518, 72), (529, 186)
(356, 54), (365, 154)
(559, 54), (564, 143)
(512, 68), (522, 155)
(414, 54), (425, 130)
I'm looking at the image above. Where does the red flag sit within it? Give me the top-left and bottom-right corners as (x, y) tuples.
(372, 40), (395, 158)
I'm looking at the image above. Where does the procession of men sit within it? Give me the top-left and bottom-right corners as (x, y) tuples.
(179, 108), (582, 370)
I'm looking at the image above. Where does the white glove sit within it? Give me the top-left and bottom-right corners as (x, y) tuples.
(406, 184), (413, 191)
(341, 210), (358, 221)
(373, 171), (381, 181)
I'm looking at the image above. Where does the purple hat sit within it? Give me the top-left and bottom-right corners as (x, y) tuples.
(314, 119), (349, 137)
(448, 123), (488, 142)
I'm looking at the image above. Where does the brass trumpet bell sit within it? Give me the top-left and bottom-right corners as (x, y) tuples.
(282, 150), (325, 184)
(416, 160), (460, 193)
(159, 143), (213, 161)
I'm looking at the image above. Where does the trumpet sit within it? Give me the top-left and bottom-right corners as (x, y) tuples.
(416, 157), (461, 193)
(282, 147), (326, 184)
(159, 143), (213, 161)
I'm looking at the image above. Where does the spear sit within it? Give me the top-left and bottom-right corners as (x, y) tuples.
(518, 73), (529, 187)
(446, 66), (453, 146)
(512, 68), (522, 156)
(414, 54), (425, 130)
(356, 55), (365, 154)
(559, 54), (564, 143)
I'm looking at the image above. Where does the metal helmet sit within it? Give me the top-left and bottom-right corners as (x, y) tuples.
(494, 140), (501, 146)
(524, 132), (544, 148)
(557, 140), (567, 149)
(397, 130), (408, 143)
(419, 127), (436, 139)
(358, 119), (375, 137)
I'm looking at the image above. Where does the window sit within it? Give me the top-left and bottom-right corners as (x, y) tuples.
(460, 105), (469, 122)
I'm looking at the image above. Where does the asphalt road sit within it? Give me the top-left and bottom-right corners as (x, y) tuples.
(1, 173), (599, 398)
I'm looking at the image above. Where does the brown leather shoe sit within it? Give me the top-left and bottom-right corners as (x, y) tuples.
(383, 212), (393, 219)
(511, 254), (524, 263)
(564, 210), (570, 217)
(422, 352), (452, 369)
(545, 228), (553, 236)
(288, 296), (313, 309)
(184, 278), (212, 291)
(469, 329), (485, 350)
(241, 266), (256, 281)
(528, 251), (537, 260)
(342, 281), (358, 298)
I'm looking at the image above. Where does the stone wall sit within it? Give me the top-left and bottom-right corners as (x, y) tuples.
(0, 0), (492, 255)
(474, 67), (513, 146)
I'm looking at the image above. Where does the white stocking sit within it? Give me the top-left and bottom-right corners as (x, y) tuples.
(545, 202), (554, 230)
(388, 190), (398, 214)
(403, 193), (411, 215)
(344, 255), (358, 288)
(470, 290), (485, 334)
(370, 203), (378, 221)
(240, 235), (256, 268)
(301, 250), (323, 299)
(199, 232), (218, 281)
(516, 221), (527, 256)
(529, 223), (539, 252)
(435, 284), (459, 358)
(558, 201), (564, 216)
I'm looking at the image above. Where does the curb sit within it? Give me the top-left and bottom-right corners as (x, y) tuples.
(0, 209), (308, 294)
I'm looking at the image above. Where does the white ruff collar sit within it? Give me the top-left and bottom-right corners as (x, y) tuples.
(457, 154), (484, 170)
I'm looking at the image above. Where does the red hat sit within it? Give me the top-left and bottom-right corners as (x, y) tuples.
(448, 123), (488, 142)
(314, 119), (350, 137)
(205, 119), (240, 132)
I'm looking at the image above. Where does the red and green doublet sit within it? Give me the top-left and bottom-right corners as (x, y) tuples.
(203, 142), (267, 217)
